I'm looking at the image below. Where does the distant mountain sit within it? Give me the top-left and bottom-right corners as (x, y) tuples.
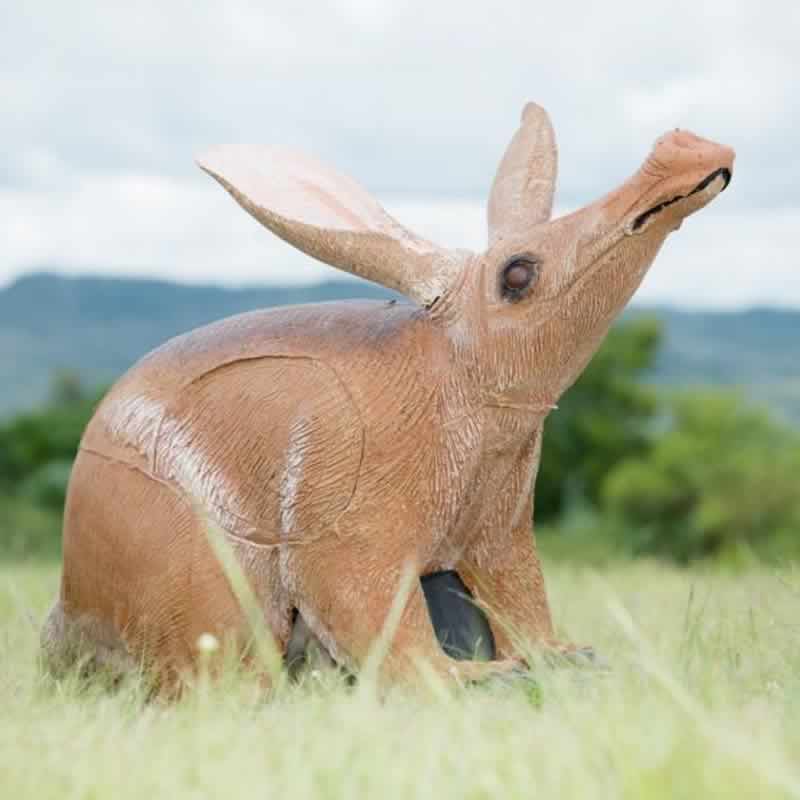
(632, 306), (800, 424)
(2, 272), (798, 422)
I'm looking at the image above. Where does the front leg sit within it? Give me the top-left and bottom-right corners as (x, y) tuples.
(458, 497), (593, 664)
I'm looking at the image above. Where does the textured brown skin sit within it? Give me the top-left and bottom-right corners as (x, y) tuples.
(43, 104), (735, 688)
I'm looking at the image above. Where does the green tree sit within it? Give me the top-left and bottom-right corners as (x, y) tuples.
(0, 378), (106, 510)
(537, 317), (662, 519)
(603, 390), (800, 562)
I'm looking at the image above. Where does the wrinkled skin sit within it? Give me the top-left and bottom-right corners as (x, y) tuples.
(42, 104), (734, 689)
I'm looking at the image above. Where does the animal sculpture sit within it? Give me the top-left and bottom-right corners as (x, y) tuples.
(42, 103), (734, 688)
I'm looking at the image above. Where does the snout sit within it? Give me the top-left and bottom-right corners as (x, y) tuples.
(600, 129), (735, 235)
(645, 129), (735, 185)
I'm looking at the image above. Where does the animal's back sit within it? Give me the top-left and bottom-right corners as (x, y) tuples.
(51, 299), (442, 681)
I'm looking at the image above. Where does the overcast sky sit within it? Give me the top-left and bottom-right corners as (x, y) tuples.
(2, 1), (798, 308)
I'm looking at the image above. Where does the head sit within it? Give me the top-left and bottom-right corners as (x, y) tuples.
(198, 103), (733, 407)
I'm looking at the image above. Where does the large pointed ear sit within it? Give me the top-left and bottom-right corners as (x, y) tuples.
(487, 103), (558, 246)
(197, 145), (465, 307)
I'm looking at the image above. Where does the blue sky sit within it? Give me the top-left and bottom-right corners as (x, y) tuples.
(2, 1), (798, 307)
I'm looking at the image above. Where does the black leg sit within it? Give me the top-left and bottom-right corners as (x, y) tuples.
(285, 570), (496, 678)
(421, 570), (495, 661)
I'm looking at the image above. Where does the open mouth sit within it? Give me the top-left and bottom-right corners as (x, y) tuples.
(631, 167), (732, 232)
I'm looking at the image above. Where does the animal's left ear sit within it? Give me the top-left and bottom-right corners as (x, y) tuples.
(197, 144), (467, 307)
(487, 102), (558, 246)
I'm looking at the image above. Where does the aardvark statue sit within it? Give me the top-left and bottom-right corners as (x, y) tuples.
(43, 103), (734, 688)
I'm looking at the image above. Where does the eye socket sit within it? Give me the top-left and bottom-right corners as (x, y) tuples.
(500, 257), (538, 300)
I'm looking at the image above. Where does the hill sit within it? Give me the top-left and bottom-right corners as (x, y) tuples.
(631, 307), (800, 424)
(2, 272), (797, 422)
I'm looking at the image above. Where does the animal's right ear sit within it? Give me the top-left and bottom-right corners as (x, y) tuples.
(197, 145), (467, 307)
(487, 103), (558, 246)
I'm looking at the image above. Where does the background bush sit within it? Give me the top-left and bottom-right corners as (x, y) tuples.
(602, 390), (800, 563)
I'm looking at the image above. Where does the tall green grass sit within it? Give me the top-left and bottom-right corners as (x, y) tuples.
(2, 561), (800, 799)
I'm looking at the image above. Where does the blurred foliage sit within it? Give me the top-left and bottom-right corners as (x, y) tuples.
(1, 324), (799, 565)
(0, 372), (105, 515)
(602, 390), (800, 564)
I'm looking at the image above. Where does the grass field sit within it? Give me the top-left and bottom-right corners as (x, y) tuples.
(2, 561), (800, 799)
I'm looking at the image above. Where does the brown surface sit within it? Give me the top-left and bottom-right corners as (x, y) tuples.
(44, 104), (734, 688)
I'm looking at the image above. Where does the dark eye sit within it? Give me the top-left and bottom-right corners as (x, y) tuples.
(500, 257), (538, 300)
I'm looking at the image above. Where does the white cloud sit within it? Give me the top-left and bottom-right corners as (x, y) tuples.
(1, 0), (798, 306)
